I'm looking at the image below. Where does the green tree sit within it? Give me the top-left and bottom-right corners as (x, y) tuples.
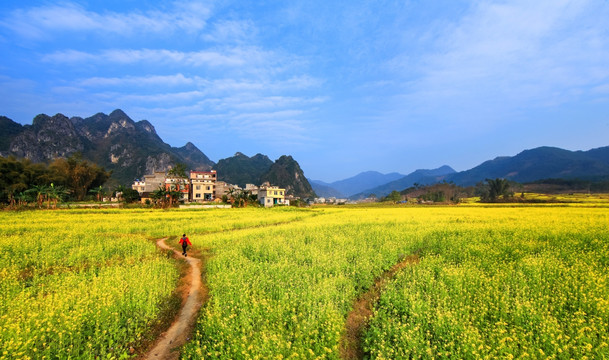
(46, 183), (69, 209)
(121, 188), (141, 203)
(151, 186), (168, 208)
(26, 184), (50, 208)
(478, 178), (513, 202)
(89, 186), (107, 202)
(386, 190), (402, 203)
(49, 154), (111, 201)
(167, 163), (189, 204)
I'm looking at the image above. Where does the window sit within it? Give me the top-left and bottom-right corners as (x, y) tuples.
(206, 186), (210, 190)
(195, 193), (201, 198)
(196, 185), (201, 190)
(274, 191), (277, 195)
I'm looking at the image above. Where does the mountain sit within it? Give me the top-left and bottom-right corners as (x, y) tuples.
(174, 142), (214, 170)
(308, 171), (405, 198)
(327, 171), (405, 197)
(260, 155), (316, 199)
(214, 153), (316, 198)
(445, 146), (609, 186)
(214, 152), (274, 187)
(351, 166), (457, 199)
(0, 116), (25, 152)
(308, 179), (346, 198)
(0, 110), (215, 185)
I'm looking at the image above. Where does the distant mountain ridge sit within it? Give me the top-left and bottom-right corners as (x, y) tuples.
(347, 146), (609, 198)
(444, 146), (609, 186)
(350, 165), (456, 199)
(310, 171), (405, 198)
(308, 180), (346, 198)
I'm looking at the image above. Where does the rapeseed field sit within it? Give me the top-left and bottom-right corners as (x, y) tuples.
(1, 205), (607, 359)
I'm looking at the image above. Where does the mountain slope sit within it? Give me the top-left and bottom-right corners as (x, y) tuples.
(308, 180), (346, 198)
(328, 171), (405, 197)
(351, 166), (456, 199)
(261, 155), (316, 198)
(214, 152), (274, 187)
(214, 153), (316, 198)
(0, 116), (25, 152)
(446, 146), (609, 186)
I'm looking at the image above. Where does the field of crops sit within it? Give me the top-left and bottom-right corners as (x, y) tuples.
(1, 205), (608, 359)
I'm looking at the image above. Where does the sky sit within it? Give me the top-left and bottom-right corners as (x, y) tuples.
(1, 1), (608, 182)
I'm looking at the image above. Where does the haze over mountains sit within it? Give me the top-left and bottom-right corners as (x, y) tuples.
(1, 110), (608, 200)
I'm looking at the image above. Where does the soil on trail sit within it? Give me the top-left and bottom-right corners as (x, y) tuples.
(340, 254), (420, 360)
(143, 238), (209, 360)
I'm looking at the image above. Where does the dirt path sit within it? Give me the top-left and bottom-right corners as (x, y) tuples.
(339, 254), (420, 360)
(144, 238), (208, 360)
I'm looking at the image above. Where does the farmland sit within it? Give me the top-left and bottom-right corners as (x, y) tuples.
(1, 205), (608, 359)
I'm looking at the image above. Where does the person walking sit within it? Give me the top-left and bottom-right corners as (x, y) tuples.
(179, 234), (191, 257)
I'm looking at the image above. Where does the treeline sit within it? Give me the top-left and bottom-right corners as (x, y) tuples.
(380, 176), (609, 205)
(381, 178), (521, 204)
(526, 177), (609, 193)
(0, 154), (111, 207)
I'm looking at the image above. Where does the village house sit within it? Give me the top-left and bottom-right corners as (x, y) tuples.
(190, 170), (216, 202)
(164, 177), (190, 202)
(214, 181), (237, 200)
(258, 183), (288, 207)
(132, 171), (288, 207)
(245, 184), (259, 196)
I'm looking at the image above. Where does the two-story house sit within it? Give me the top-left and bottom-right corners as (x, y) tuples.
(258, 184), (287, 207)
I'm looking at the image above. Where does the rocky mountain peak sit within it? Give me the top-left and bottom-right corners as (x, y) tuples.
(0, 110), (215, 185)
(136, 120), (156, 134)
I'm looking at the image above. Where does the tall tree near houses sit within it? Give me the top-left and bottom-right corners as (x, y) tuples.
(167, 163), (189, 203)
(49, 153), (110, 201)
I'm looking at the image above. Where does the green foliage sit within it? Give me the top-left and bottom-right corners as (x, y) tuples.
(384, 190), (402, 203)
(121, 188), (141, 203)
(401, 182), (470, 204)
(477, 178), (515, 202)
(167, 162), (188, 180)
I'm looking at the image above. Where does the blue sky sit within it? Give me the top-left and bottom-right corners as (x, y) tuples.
(1, 1), (608, 182)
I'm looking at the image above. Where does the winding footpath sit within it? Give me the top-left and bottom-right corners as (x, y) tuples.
(340, 254), (420, 360)
(144, 238), (207, 360)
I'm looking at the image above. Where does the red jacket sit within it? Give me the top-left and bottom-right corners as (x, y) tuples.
(179, 237), (191, 246)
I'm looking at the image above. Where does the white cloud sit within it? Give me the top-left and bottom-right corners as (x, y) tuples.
(43, 47), (278, 68)
(202, 20), (256, 43)
(81, 74), (195, 87)
(79, 74), (322, 94)
(1, 1), (211, 40)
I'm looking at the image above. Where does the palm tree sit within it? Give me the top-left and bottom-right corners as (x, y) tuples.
(151, 186), (169, 208)
(47, 183), (69, 209)
(227, 188), (237, 206)
(239, 190), (251, 207)
(90, 186), (107, 202)
(27, 185), (50, 208)
(114, 185), (127, 201)
(15, 192), (33, 206)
